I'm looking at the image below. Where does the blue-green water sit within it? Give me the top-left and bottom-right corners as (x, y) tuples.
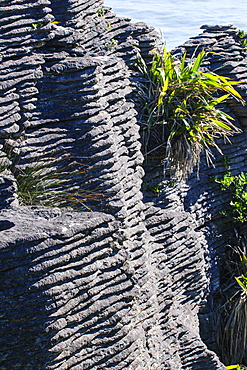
(104, 0), (247, 50)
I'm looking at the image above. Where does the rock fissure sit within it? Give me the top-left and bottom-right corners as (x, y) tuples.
(1, 1), (247, 369)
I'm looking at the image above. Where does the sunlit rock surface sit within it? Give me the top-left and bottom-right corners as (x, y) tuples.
(1, 1), (247, 369)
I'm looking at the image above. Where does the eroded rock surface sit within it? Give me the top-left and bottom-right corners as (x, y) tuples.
(1, 1), (246, 369)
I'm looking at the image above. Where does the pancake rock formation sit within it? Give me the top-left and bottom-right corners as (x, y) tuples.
(1, 1), (247, 369)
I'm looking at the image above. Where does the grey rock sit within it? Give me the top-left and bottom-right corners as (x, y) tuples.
(0, 1), (244, 369)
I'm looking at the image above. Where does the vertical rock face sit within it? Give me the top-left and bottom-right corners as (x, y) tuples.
(1, 2), (246, 370)
(170, 24), (247, 353)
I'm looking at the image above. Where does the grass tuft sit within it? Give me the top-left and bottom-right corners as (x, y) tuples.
(0, 151), (102, 210)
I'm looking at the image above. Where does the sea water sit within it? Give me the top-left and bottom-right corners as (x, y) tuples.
(104, 0), (247, 50)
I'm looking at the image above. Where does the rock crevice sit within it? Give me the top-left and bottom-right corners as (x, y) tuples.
(1, 2), (247, 369)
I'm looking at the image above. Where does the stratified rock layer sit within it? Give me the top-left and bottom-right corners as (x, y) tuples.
(144, 24), (247, 361)
(1, 2), (246, 369)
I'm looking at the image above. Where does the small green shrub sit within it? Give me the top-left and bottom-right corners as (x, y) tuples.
(105, 23), (111, 31)
(105, 38), (118, 50)
(216, 242), (247, 366)
(237, 30), (247, 47)
(218, 271), (247, 366)
(143, 180), (162, 194)
(147, 183), (162, 194)
(32, 23), (43, 30)
(97, 8), (105, 16)
(137, 47), (242, 180)
(213, 172), (247, 223)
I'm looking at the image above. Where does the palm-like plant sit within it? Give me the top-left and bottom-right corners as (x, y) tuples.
(138, 48), (243, 179)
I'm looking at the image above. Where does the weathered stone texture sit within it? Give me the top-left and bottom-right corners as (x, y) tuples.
(0, 174), (18, 209)
(1, 1), (246, 369)
(143, 24), (247, 361)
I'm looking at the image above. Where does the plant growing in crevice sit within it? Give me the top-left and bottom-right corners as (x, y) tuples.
(105, 23), (111, 31)
(105, 38), (118, 50)
(97, 8), (105, 16)
(32, 23), (44, 30)
(0, 151), (102, 210)
(217, 241), (247, 367)
(213, 171), (247, 223)
(142, 180), (162, 195)
(237, 30), (247, 48)
(213, 162), (247, 364)
(137, 47), (243, 180)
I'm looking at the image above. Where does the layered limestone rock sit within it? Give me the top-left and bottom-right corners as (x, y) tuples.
(1, 1), (246, 369)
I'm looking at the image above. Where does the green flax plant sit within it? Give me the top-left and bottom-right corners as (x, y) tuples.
(138, 47), (243, 180)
